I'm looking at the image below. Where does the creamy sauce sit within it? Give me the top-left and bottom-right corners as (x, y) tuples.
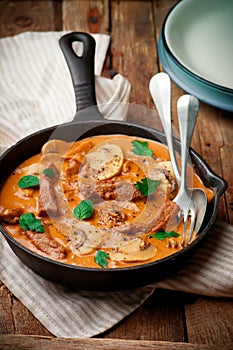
(0, 135), (214, 268)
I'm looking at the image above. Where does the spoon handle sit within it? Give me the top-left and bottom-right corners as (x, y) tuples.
(149, 73), (180, 183)
(177, 94), (199, 191)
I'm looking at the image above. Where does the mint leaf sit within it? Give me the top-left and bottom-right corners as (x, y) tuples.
(135, 178), (160, 196)
(94, 250), (110, 268)
(18, 175), (39, 189)
(42, 168), (55, 178)
(131, 140), (153, 157)
(19, 213), (44, 233)
(73, 199), (94, 220)
(150, 230), (180, 240)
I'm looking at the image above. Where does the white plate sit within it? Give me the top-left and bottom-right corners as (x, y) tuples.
(164, 0), (233, 90)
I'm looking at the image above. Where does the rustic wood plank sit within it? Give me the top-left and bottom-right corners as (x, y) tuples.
(0, 282), (15, 334)
(152, 1), (186, 147)
(12, 299), (52, 336)
(62, 0), (109, 33)
(1, 334), (232, 350)
(185, 297), (233, 345)
(219, 111), (233, 224)
(62, 0), (111, 77)
(110, 0), (158, 117)
(0, 0), (57, 37)
(103, 290), (185, 342)
(0, 281), (50, 336)
(220, 145), (233, 224)
(195, 103), (226, 221)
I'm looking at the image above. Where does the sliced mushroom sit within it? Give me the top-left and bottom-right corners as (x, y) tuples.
(68, 221), (103, 255)
(156, 161), (175, 177)
(41, 140), (69, 156)
(40, 153), (64, 172)
(21, 163), (40, 176)
(85, 143), (124, 180)
(109, 238), (157, 262)
(153, 161), (178, 199)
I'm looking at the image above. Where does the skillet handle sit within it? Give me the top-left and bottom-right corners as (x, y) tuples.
(59, 32), (103, 121)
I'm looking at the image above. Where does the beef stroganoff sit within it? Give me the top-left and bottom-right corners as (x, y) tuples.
(0, 135), (214, 268)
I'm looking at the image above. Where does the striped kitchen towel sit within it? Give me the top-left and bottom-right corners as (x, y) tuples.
(0, 31), (131, 155)
(0, 221), (232, 338)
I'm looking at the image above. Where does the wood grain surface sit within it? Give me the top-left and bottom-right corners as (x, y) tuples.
(0, 1), (233, 348)
(1, 334), (233, 350)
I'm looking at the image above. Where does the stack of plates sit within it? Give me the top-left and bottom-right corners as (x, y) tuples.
(158, 0), (233, 112)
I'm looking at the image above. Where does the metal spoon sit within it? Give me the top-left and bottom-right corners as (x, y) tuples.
(149, 73), (207, 236)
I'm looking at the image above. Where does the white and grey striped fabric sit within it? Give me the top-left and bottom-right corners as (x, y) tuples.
(157, 221), (233, 297)
(0, 32), (233, 338)
(0, 221), (232, 338)
(0, 31), (130, 155)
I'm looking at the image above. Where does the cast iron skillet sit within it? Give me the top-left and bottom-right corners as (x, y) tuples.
(0, 32), (227, 291)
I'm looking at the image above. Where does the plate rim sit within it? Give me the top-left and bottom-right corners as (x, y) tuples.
(162, 0), (233, 94)
(158, 33), (233, 112)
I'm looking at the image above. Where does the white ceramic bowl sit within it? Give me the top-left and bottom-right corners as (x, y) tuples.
(158, 0), (233, 112)
(164, 0), (233, 90)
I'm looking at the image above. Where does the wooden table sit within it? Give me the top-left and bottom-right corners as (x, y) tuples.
(0, 1), (233, 349)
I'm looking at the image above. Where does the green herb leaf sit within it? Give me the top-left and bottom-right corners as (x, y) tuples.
(73, 199), (94, 220)
(42, 168), (55, 178)
(150, 230), (180, 240)
(19, 213), (44, 233)
(18, 175), (39, 189)
(94, 250), (110, 268)
(135, 177), (160, 196)
(131, 140), (153, 157)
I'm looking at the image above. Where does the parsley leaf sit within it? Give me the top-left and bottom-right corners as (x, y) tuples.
(135, 177), (160, 196)
(42, 168), (55, 178)
(131, 140), (153, 157)
(19, 213), (44, 233)
(94, 250), (110, 268)
(73, 199), (94, 220)
(18, 175), (39, 189)
(150, 230), (180, 240)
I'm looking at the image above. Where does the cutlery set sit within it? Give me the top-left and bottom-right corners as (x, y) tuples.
(149, 73), (207, 244)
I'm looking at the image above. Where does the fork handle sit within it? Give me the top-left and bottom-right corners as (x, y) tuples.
(177, 95), (199, 191)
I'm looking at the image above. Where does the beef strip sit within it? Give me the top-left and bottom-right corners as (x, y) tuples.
(112, 200), (179, 236)
(25, 229), (67, 260)
(162, 169), (178, 199)
(98, 208), (127, 228)
(93, 179), (144, 202)
(38, 163), (60, 217)
(0, 207), (24, 224)
(95, 179), (116, 200)
(147, 201), (179, 234)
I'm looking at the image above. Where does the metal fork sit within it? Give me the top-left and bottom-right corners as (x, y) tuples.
(173, 94), (199, 243)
